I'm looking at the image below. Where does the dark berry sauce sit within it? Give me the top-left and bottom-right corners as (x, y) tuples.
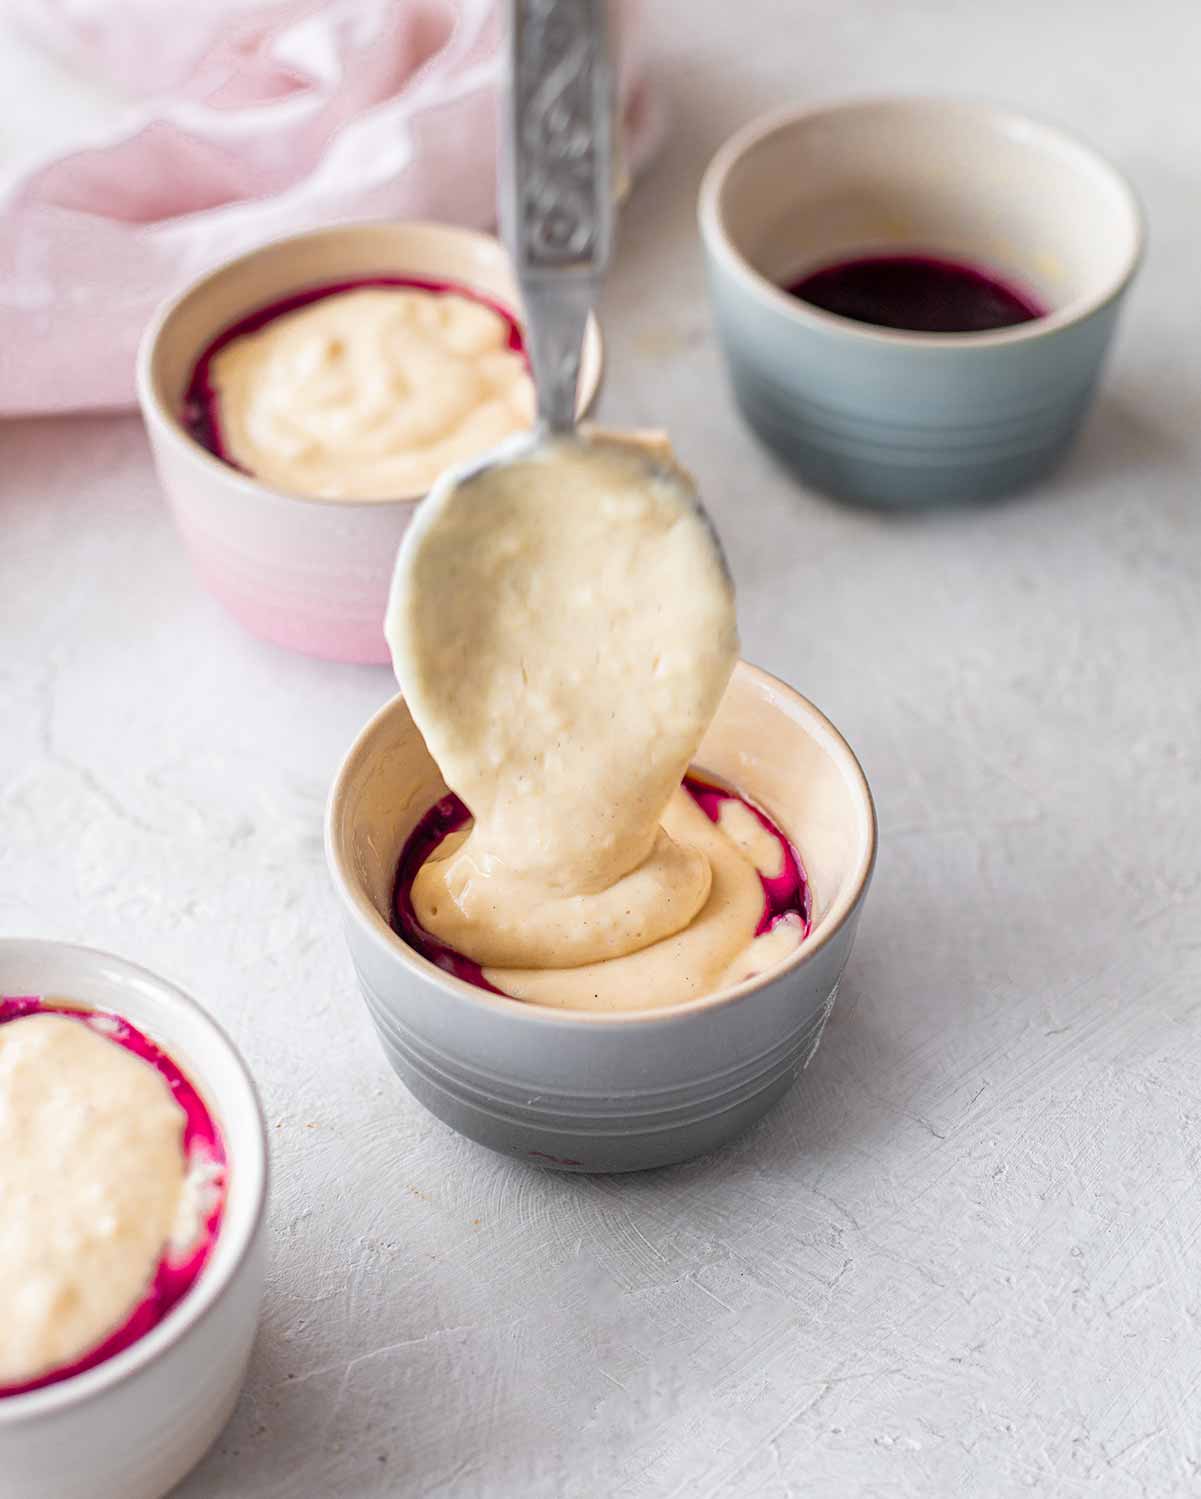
(787, 254), (1045, 333)
(0, 998), (226, 1399)
(390, 774), (811, 996)
(182, 276), (528, 469)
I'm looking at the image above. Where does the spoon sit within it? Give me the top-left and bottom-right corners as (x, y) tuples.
(502, 0), (614, 433)
(495, 0), (728, 562)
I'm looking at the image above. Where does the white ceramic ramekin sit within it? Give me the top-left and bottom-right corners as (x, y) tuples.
(699, 97), (1144, 507)
(136, 222), (603, 664)
(0, 940), (268, 1499)
(326, 662), (876, 1173)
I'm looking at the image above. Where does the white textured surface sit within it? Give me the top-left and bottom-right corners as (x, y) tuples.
(3, 1), (1201, 1494)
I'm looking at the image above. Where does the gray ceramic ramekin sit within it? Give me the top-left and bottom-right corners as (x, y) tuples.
(326, 662), (876, 1174)
(698, 97), (1144, 507)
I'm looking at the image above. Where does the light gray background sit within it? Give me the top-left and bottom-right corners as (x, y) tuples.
(3, 1), (1200, 1494)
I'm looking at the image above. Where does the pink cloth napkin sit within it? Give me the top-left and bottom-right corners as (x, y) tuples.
(0, 0), (660, 414)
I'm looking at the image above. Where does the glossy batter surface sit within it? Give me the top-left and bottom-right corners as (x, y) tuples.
(205, 285), (534, 499)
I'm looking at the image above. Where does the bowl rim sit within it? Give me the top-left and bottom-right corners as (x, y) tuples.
(0, 939), (269, 1426)
(325, 660), (878, 1028)
(135, 218), (604, 511)
(697, 94), (1147, 351)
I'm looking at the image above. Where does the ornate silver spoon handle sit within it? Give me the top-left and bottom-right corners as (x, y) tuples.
(503, 0), (614, 433)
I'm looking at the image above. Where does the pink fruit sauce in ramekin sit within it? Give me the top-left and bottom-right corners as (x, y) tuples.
(391, 773), (812, 995)
(0, 997), (227, 1399)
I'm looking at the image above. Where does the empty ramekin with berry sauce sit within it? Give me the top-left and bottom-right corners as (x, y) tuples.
(137, 222), (603, 664)
(0, 940), (267, 1499)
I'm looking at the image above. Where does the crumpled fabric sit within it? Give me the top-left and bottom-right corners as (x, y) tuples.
(0, 0), (660, 413)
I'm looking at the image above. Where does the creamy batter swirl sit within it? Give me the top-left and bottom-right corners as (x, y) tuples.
(0, 1010), (220, 1392)
(207, 286), (535, 500)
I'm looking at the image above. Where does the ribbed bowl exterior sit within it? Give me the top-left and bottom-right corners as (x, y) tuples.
(343, 900), (864, 1174)
(705, 257), (1124, 507)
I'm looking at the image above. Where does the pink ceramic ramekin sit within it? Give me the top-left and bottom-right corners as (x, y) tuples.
(136, 222), (603, 664)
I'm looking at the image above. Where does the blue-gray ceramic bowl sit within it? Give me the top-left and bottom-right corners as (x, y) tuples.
(326, 662), (876, 1174)
(699, 97), (1144, 507)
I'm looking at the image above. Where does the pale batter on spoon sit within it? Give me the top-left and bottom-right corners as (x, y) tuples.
(386, 430), (807, 1009)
